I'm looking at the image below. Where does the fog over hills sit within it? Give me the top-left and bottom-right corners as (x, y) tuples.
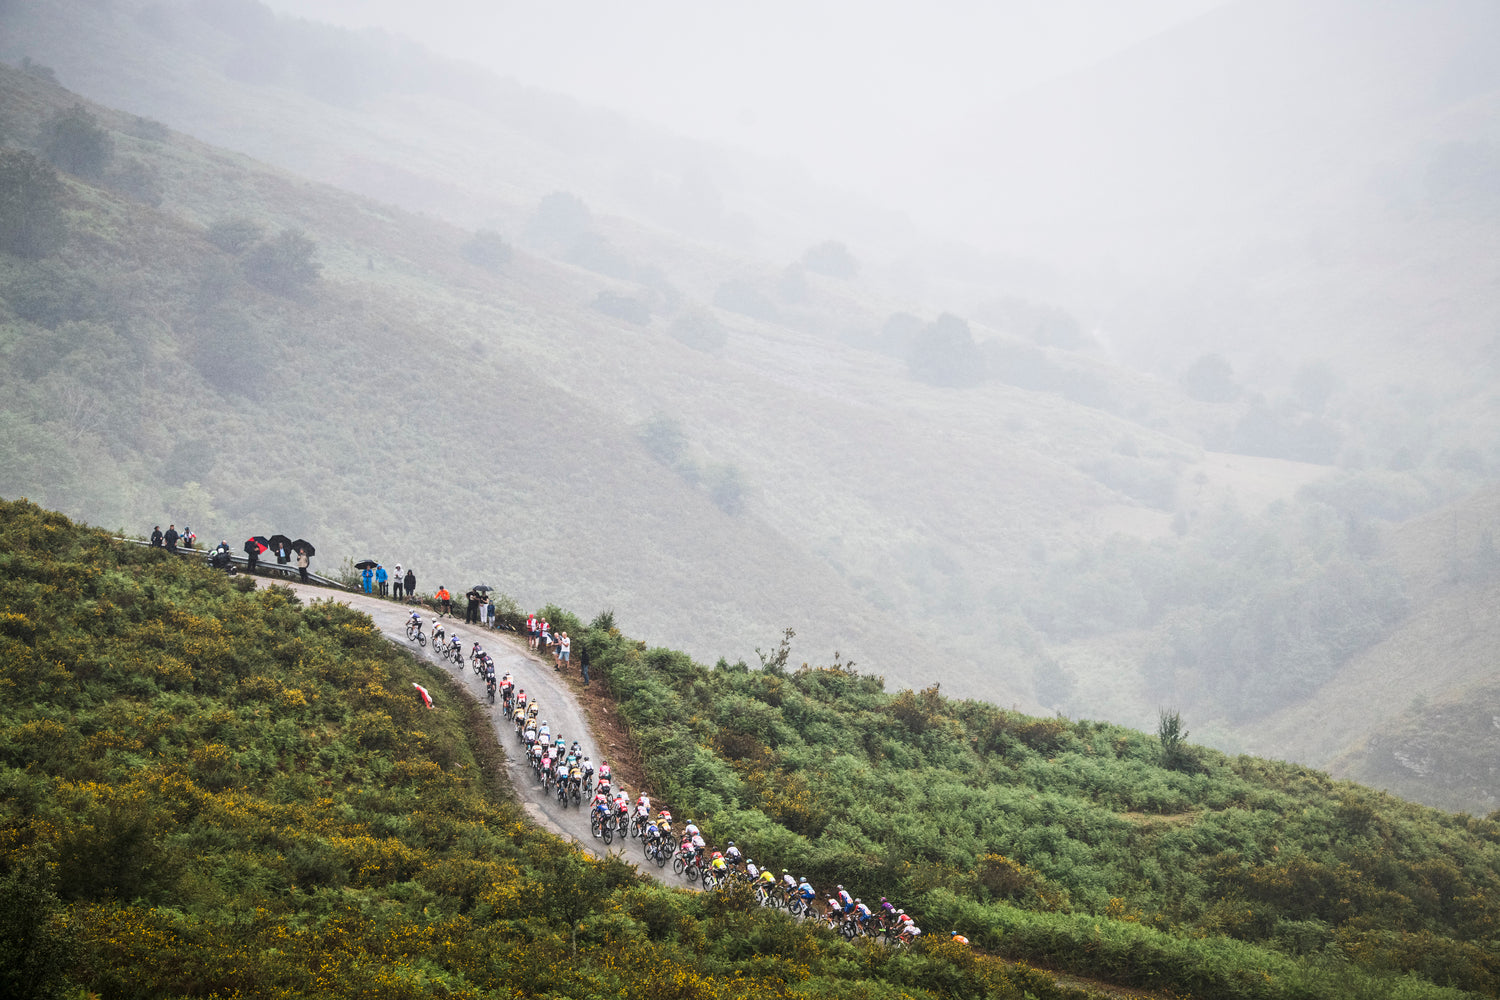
(2, 0), (1498, 812)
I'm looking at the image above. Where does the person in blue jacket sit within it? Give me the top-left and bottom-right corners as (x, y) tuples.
(375, 564), (388, 596)
(361, 566), (374, 593)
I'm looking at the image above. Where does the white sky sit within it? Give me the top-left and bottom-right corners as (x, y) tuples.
(265, 0), (1232, 199)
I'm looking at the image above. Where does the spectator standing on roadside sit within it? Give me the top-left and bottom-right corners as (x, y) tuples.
(465, 588), (481, 624)
(559, 631), (571, 671)
(183, 526), (195, 549)
(361, 566), (374, 594)
(150, 525), (163, 547)
(375, 564), (388, 596)
(485, 597), (495, 629)
(526, 614), (538, 649)
(164, 524), (179, 553)
(244, 538), (260, 572)
(392, 565), (402, 600)
(296, 546), (310, 583)
(404, 567), (416, 601)
(435, 585), (452, 617)
(580, 642), (591, 687)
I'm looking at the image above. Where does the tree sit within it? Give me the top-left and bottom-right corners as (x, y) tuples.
(907, 313), (986, 387)
(591, 290), (650, 325)
(1180, 353), (1237, 403)
(801, 239), (858, 278)
(40, 104), (114, 180)
(205, 216), (264, 254)
(638, 413), (687, 466)
(461, 228), (510, 271)
(668, 308), (727, 353)
(243, 228), (320, 294)
(707, 462), (747, 514)
(524, 191), (592, 253)
(0, 151), (65, 258)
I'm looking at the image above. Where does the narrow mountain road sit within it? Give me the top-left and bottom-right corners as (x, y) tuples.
(270, 581), (697, 890)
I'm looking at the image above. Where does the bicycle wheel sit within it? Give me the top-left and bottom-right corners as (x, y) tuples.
(684, 863), (699, 883)
(601, 823), (613, 845)
(417, 632), (426, 647)
(788, 897), (803, 917)
(701, 871), (717, 891)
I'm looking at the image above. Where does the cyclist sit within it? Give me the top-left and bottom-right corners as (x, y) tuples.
(406, 610), (423, 633)
(449, 634), (463, 658)
(688, 829), (707, 862)
(582, 756), (595, 788)
(950, 931), (969, 945)
(709, 852), (729, 878)
(683, 820), (700, 840)
(539, 748), (553, 783)
(835, 885), (855, 915)
(591, 790), (611, 826)
(744, 858), (761, 880)
(795, 876), (816, 904)
(644, 817), (662, 847)
(635, 794), (652, 828)
(597, 760), (612, 784)
(515, 689), (528, 712)
(538, 720), (551, 744)
(854, 899), (874, 930)
(656, 809), (673, 839)
(723, 840), (743, 869)
(432, 620), (445, 646)
(485, 673), (496, 701)
(757, 866), (778, 893)
(613, 788), (631, 828)
(470, 639), (484, 662)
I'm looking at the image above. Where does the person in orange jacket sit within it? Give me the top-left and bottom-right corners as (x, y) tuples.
(435, 586), (452, 617)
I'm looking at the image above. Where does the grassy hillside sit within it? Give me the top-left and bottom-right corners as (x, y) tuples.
(0, 498), (1112, 1000)
(5, 498), (1499, 1000)
(578, 619), (1500, 1000)
(4, 4), (1500, 814)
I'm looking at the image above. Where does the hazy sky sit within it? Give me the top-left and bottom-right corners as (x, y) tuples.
(265, 0), (1231, 199)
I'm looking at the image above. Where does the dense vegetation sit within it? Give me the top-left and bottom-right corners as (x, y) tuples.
(574, 624), (1500, 999)
(0, 499), (1109, 1000)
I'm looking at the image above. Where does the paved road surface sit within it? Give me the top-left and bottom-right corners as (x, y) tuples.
(272, 580), (696, 890)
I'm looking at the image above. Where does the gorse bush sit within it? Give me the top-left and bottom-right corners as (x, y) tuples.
(574, 618), (1500, 999)
(0, 500), (1090, 1000)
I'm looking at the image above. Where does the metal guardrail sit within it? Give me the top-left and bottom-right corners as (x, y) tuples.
(117, 537), (347, 589)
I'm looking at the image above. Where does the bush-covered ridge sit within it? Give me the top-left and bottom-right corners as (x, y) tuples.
(576, 628), (1500, 999)
(0, 499), (1110, 1000)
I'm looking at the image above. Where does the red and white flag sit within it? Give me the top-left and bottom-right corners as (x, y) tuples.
(412, 683), (433, 709)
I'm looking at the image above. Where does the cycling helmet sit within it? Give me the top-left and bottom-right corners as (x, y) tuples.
(880, 897), (887, 903)
(837, 884), (844, 890)
(727, 841), (735, 847)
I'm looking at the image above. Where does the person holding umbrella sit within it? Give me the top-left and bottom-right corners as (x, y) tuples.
(244, 536), (267, 573)
(355, 559), (378, 593)
(361, 565), (373, 593)
(465, 587), (481, 624)
(293, 540), (315, 584)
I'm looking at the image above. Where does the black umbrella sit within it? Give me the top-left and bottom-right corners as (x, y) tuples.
(354, 559), (378, 570)
(291, 539), (316, 557)
(472, 584), (493, 593)
(267, 533), (294, 551)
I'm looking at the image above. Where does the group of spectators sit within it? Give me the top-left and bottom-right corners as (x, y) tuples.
(362, 563), (417, 599)
(149, 524), (195, 553)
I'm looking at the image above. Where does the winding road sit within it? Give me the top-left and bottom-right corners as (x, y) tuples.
(274, 581), (698, 890)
